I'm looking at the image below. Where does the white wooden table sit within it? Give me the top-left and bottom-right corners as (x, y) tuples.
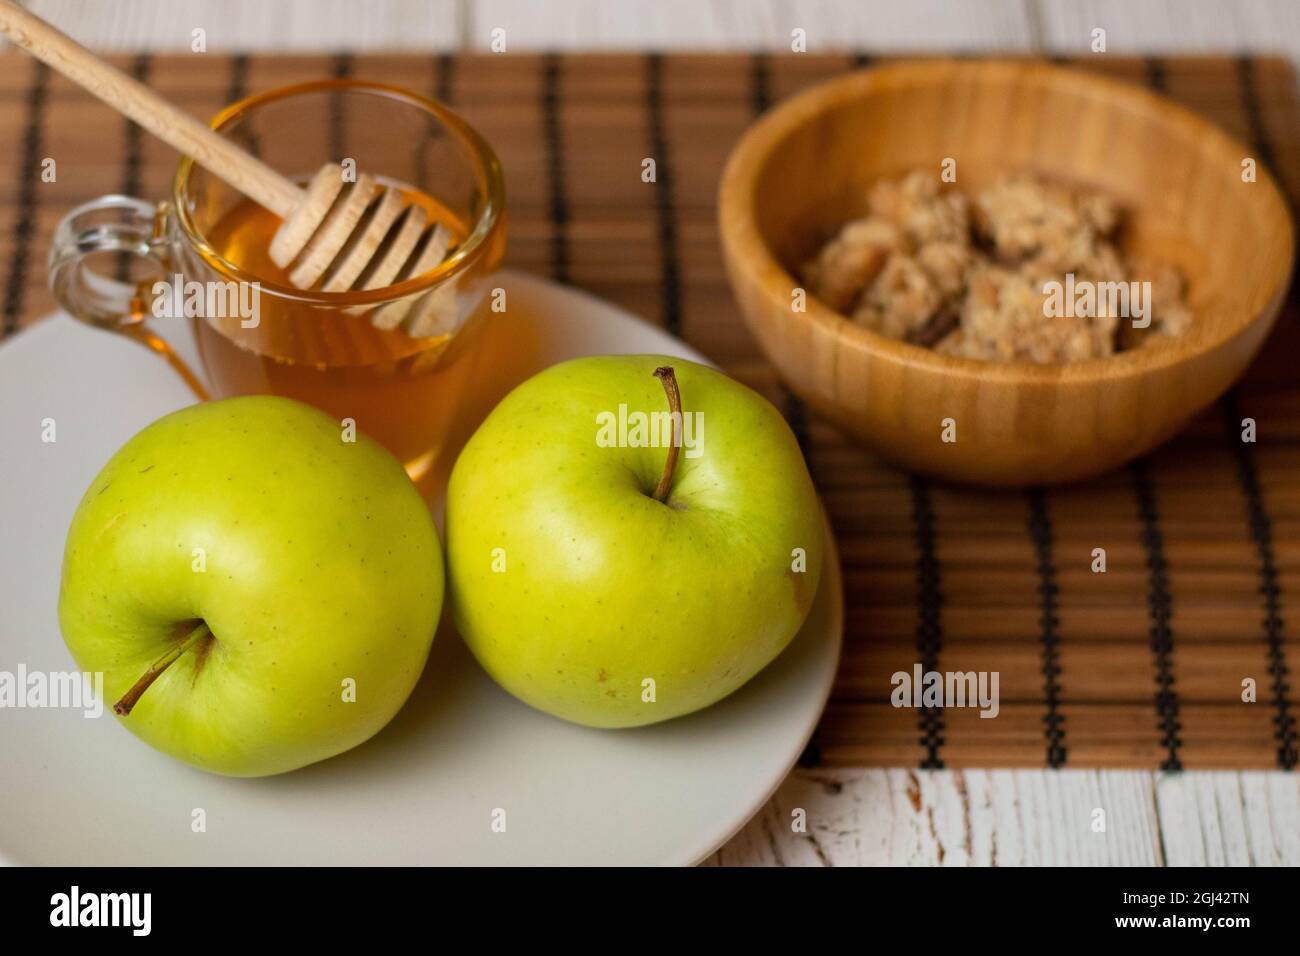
(16, 0), (1300, 867)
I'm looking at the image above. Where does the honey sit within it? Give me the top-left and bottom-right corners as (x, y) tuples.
(192, 182), (501, 482)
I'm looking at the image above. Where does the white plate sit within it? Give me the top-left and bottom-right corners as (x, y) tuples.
(0, 270), (842, 866)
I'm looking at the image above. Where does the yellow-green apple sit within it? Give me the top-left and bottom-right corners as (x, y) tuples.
(58, 396), (443, 776)
(446, 355), (823, 727)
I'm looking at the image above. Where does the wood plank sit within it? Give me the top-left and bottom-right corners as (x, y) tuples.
(1154, 770), (1300, 865)
(13, 0), (463, 52)
(467, 1), (1036, 52)
(1039, 0), (1300, 72)
(707, 768), (1163, 865)
(713, 767), (1300, 866)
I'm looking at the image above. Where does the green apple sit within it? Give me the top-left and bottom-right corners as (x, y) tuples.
(446, 354), (823, 727)
(58, 395), (443, 777)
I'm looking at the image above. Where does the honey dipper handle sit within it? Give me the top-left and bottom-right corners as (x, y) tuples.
(0, 0), (302, 218)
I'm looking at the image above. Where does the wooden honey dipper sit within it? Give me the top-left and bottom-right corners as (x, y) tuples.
(0, 0), (459, 337)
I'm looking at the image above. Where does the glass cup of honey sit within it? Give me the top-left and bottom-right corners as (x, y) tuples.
(48, 79), (506, 486)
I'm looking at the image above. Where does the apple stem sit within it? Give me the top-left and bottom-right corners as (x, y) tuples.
(651, 366), (681, 503)
(113, 620), (211, 717)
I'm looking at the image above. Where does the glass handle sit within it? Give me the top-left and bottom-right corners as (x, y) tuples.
(47, 195), (209, 400)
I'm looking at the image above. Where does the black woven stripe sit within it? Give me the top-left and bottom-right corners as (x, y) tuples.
(115, 55), (152, 283)
(910, 474), (945, 769)
(1237, 56), (1278, 171)
(1130, 459), (1183, 770)
(795, 735), (822, 769)
(1027, 488), (1067, 767)
(435, 52), (455, 104)
(1226, 59), (1299, 770)
(1237, 58), (1299, 306)
(225, 53), (263, 159)
(122, 54), (151, 198)
(1222, 396), (1297, 768)
(1134, 56), (1188, 772)
(1, 60), (48, 339)
(541, 53), (571, 284)
(645, 54), (683, 337)
(1032, 27), (1129, 757)
(227, 51), (251, 103)
(123, 56), (152, 195)
(751, 51), (772, 115)
(1232, 58), (1298, 769)
(412, 54), (454, 198)
(331, 52), (353, 162)
(1143, 58), (1165, 94)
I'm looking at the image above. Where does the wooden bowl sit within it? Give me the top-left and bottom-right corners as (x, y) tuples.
(719, 59), (1295, 486)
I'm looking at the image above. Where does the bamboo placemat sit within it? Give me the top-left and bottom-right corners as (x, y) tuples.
(1, 52), (1297, 771)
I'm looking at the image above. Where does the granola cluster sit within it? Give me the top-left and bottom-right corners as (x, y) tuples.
(801, 171), (1192, 363)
